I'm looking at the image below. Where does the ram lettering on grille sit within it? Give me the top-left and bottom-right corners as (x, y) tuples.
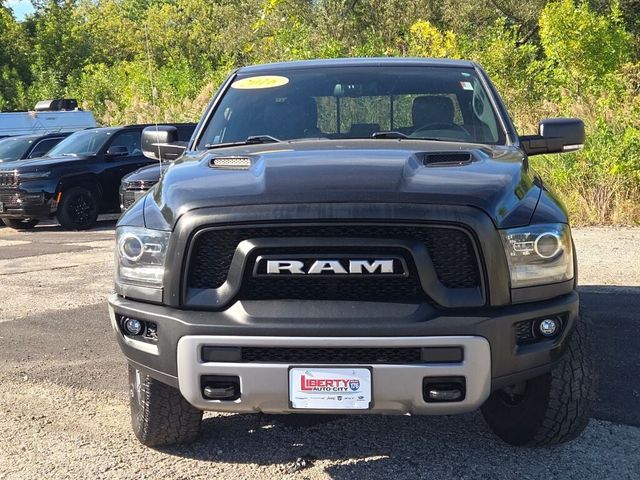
(186, 225), (481, 303)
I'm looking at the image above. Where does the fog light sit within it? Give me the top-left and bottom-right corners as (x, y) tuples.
(539, 318), (559, 337)
(124, 318), (143, 336)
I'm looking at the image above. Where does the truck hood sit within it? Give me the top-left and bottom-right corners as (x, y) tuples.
(122, 162), (166, 185)
(0, 154), (91, 172)
(143, 139), (541, 229)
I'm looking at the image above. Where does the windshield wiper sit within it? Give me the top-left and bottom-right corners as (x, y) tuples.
(371, 131), (451, 142)
(371, 131), (409, 139)
(205, 135), (281, 150)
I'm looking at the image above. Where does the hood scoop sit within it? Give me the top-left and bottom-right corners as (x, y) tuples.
(422, 152), (473, 167)
(209, 156), (252, 170)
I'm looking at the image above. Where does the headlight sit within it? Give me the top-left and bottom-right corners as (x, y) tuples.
(115, 226), (170, 287)
(500, 223), (574, 288)
(19, 171), (51, 180)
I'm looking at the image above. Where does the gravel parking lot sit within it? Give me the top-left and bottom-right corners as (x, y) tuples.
(0, 222), (638, 479)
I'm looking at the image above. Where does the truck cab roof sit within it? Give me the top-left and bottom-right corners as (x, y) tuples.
(237, 57), (476, 74)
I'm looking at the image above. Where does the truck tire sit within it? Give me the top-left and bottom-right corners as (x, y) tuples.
(128, 365), (202, 447)
(3, 218), (39, 230)
(56, 186), (99, 230)
(481, 317), (593, 446)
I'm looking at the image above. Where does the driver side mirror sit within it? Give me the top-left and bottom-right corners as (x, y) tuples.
(520, 118), (585, 156)
(142, 126), (186, 162)
(105, 145), (129, 158)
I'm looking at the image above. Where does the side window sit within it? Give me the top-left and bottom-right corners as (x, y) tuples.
(28, 138), (63, 158)
(109, 131), (142, 155)
(470, 79), (499, 142)
(176, 125), (195, 142)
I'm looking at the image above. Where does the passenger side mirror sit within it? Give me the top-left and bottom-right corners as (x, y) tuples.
(105, 145), (129, 157)
(520, 118), (585, 156)
(142, 126), (186, 162)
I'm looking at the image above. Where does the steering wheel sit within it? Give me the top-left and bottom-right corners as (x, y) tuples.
(411, 122), (471, 140)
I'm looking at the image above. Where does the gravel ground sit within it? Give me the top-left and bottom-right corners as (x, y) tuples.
(0, 223), (638, 479)
(572, 227), (640, 286)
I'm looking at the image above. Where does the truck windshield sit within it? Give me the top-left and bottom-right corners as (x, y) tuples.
(197, 66), (506, 148)
(0, 136), (32, 162)
(46, 129), (112, 157)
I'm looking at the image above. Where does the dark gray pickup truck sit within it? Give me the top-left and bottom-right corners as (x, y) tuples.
(109, 58), (593, 448)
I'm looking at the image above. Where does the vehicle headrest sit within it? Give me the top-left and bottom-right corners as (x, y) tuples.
(348, 123), (380, 138)
(262, 97), (319, 138)
(412, 96), (455, 127)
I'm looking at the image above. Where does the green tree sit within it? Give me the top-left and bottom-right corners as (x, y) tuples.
(0, 3), (30, 109)
(539, 0), (632, 95)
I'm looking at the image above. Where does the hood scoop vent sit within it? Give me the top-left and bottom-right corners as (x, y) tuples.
(423, 152), (473, 167)
(210, 156), (252, 170)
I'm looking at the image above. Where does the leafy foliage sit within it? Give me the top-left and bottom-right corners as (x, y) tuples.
(0, 0), (639, 223)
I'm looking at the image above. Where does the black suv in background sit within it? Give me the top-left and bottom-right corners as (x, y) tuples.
(0, 124), (194, 230)
(0, 132), (71, 163)
(119, 123), (196, 211)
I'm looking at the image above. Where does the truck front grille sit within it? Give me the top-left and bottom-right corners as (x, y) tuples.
(121, 191), (141, 210)
(0, 171), (18, 187)
(241, 347), (423, 364)
(123, 180), (157, 190)
(0, 192), (19, 206)
(186, 224), (482, 303)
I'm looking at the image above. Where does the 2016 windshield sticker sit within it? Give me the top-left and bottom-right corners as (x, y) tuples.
(231, 75), (289, 89)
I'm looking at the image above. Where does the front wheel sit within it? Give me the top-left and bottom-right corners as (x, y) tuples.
(481, 318), (594, 446)
(3, 218), (39, 230)
(128, 365), (202, 447)
(56, 186), (99, 230)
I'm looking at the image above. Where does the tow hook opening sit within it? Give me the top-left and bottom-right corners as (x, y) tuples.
(201, 375), (240, 401)
(423, 376), (466, 403)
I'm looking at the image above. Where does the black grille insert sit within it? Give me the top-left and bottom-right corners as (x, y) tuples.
(515, 319), (536, 344)
(187, 224), (481, 302)
(241, 347), (423, 364)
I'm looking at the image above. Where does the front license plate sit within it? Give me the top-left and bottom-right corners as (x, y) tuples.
(289, 367), (372, 410)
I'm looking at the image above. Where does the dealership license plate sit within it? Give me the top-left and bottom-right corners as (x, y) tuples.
(289, 367), (372, 410)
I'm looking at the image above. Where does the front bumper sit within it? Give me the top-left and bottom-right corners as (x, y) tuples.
(178, 335), (490, 414)
(0, 188), (55, 219)
(109, 291), (579, 414)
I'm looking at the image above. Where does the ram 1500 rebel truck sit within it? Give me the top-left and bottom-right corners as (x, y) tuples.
(110, 58), (593, 448)
(0, 124), (194, 230)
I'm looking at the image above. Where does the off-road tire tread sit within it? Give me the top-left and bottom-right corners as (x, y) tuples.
(528, 319), (594, 446)
(482, 316), (594, 447)
(130, 366), (202, 447)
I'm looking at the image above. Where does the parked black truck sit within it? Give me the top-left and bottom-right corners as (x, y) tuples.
(0, 124), (194, 230)
(110, 58), (593, 448)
